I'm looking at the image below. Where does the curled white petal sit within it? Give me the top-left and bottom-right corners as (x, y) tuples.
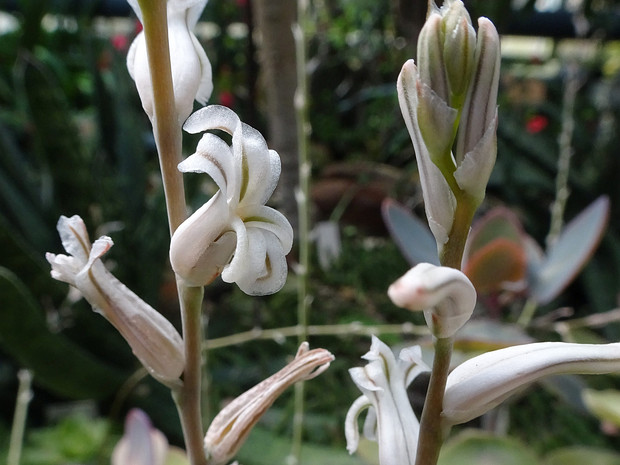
(171, 106), (293, 296)
(443, 342), (620, 426)
(388, 263), (476, 338)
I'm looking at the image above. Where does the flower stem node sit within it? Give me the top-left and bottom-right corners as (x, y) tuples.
(170, 105), (294, 296)
(127, 0), (213, 123)
(388, 263), (476, 338)
(204, 343), (334, 465)
(46, 215), (185, 386)
(345, 336), (429, 465)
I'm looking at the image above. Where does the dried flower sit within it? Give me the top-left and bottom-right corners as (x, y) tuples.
(46, 215), (185, 385)
(204, 343), (334, 465)
(169, 105), (293, 295)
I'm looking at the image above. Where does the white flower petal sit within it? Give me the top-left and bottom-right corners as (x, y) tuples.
(238, 204), (294, 254)
(345, 396), (372, 454)
(179, 133), (235, 195)
(443, 342), (620, 426)
(170, 191), (233, 286)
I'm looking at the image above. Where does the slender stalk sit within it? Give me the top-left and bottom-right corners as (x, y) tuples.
(414, 337), (453, 465)
(291, 1), (312, 461)
(137, 0), (186, 234)
(8, 370), (32, 465)
(546, 64), (580, 250)
(203, 322), (429, 350)
(416, 194), (475, 465)
(174, 284), (207, 465)
(136, 2), (206, 464)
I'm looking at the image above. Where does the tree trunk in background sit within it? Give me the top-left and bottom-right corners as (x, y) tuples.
(253, 0), (299, 234)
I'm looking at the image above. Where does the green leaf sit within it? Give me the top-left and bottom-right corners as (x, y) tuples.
(381, 198), (440, 266)
(0, 267), (126, 399)
(582, 388), (620, 427)
(532, 196), (610, 304)
(466, 206), (524, 256)
(237, 426), (363, 465)
(438, 430), (539, 465)
(543, 446), (620, 465)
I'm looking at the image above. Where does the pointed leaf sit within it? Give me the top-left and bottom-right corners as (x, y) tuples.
(381, 198), (440, 266)
(438, 430), (539, 465)
(465, 207), (524, 257)
(532, 196), (610, 304)
(0, 267), (126, 399)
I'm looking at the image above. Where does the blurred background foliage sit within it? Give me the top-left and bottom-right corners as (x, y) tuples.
(0, 0), (620, 463)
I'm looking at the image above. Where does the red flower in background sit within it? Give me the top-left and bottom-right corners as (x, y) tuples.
(526, 114), (548, 134)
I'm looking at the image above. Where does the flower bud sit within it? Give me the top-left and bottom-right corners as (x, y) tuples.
(127, 0), (212, 123)
(112, 409), (169, 465)
(388, 263), (476, 338)
(46, 215), (185, 385)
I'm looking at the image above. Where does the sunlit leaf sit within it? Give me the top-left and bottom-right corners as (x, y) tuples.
(438, 430), (539, 465)
(543, 446), (620, 465)
(381, 198), (440, 266)
(532, 196), (610, 304)
(583, 388), (620, 428)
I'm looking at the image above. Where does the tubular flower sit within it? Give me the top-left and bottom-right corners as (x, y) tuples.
(169, 105), (294, 296)
(204, 343), (334, 465)
(112, 409), (169, 465)
(443, 342), (620, 426)
(127, 0), (213, 123)
(397, 0), (500, 249)
(388, 263), (476, 338)
(345, 336), (429, 465)
(46, 215), (185, 385)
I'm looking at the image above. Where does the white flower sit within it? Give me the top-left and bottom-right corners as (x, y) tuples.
(127, 0), (213, 123)
(443, 342), (620, 426)
(204, 343), (334, 465)
(46, 215), (185, 385)
(388, 263), (476, 338)
(112, 409), (169, 465)
(345, 336), (429, 465)
(169, 105), (293, 295)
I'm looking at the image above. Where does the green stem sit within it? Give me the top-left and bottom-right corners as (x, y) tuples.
(136, 2), (206, 464)
(8, 370), (32, 465)
(173, 285), (207, 465)
(291, 0), (312, 460)
(415, 194), (476, 465)
(414, 337), (453, 465)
